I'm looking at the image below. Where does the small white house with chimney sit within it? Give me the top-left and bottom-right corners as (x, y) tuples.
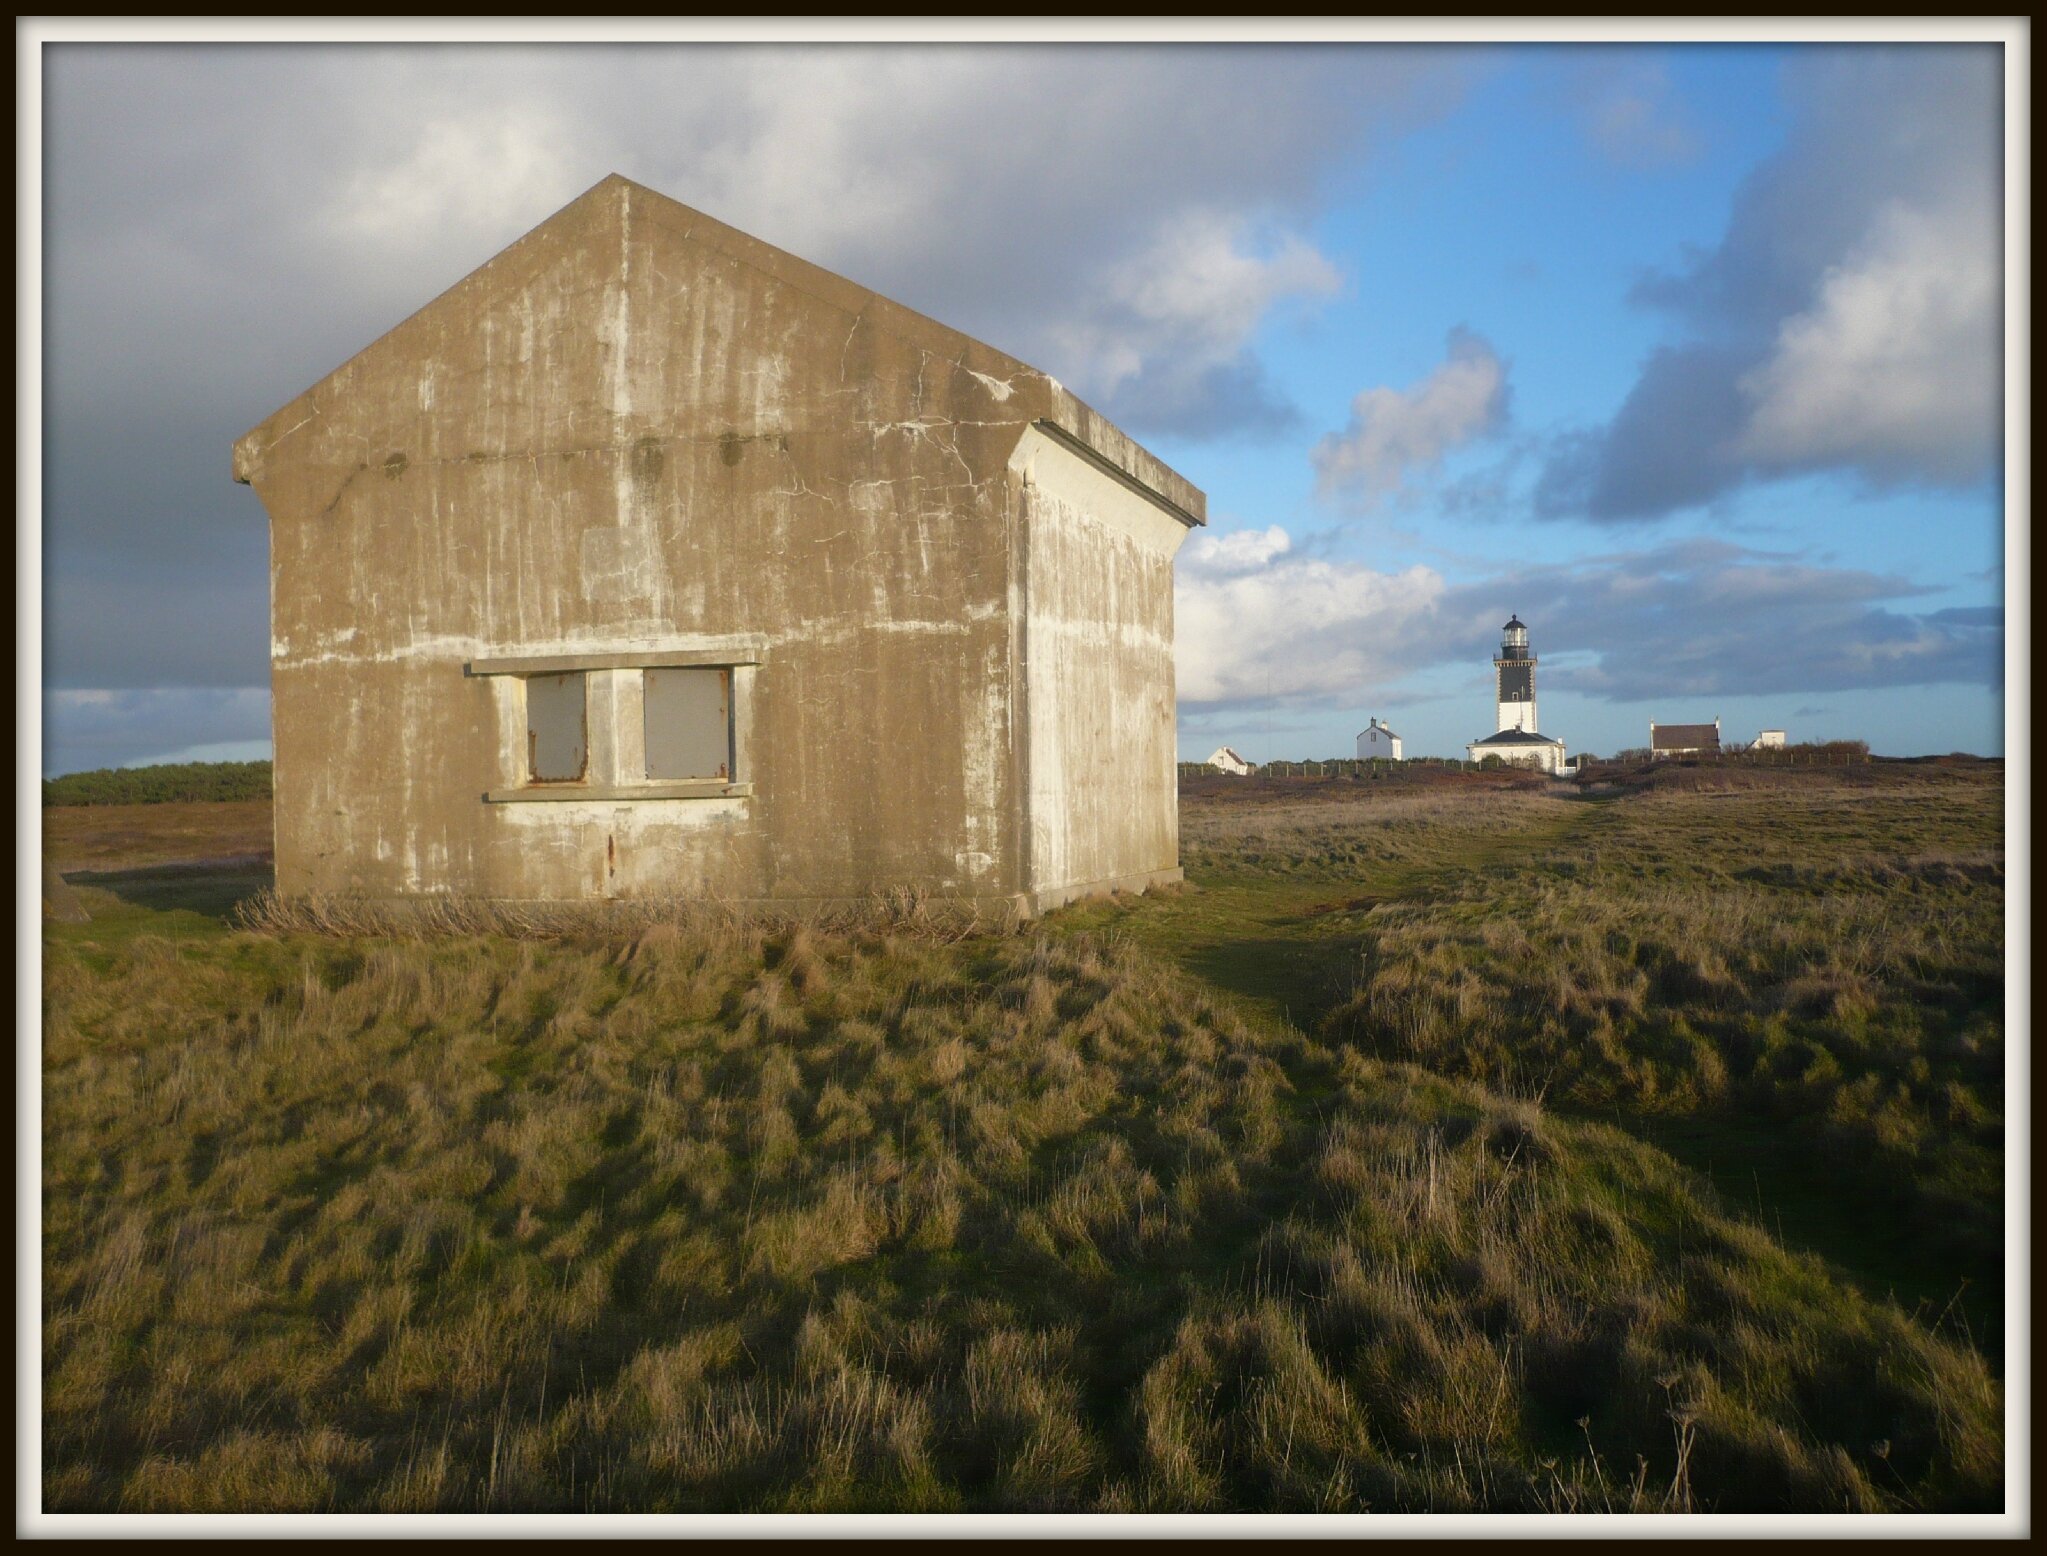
(1357, 718), (1403, 760)
(1207, 747), (1255, 777)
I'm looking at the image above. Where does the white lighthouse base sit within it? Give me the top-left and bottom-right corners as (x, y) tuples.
(1467, 729), (1567, 773)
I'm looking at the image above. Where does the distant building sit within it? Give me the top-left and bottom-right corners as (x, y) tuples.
(1207, 746), (1255, 776)
(1356, 718), (1403, 760)
(1651, 719), (1722, 759)
(1466, 615), (1567, 774)
(1754, 728), (1787, 749)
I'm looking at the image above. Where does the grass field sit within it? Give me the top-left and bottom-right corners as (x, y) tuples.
(40, 764), (2006, 1513)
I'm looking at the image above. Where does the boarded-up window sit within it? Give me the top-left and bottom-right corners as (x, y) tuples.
(644, 667), (731, 780)
(526, 673), (587, 782)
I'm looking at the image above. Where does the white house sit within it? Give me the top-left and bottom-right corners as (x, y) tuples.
(1207, 746), (1255, 776)
(1754, 729), (1787, 749)
(1356, 718), (1403, 760)
(1466, 728), (1568, 774)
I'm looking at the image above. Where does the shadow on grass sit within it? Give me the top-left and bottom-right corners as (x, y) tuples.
(59, 861), (273, 933)
(1172, 933), (1360, 1034)
(1589, 1105), (2003, 1361)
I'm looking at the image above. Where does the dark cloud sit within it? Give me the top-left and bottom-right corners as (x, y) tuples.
(1098, 354), (1307, 442)
(43, 688), (272, 777)
(38, 42), (1472, 737)
(1512, 545), (1998, 701)
(1536, 47), (2003, 523)
(1532, 344), (1749, 521)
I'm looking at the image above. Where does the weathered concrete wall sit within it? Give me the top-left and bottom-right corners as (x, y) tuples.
(234, 176), (1202, 909)
(1010, 426), (1187, 908)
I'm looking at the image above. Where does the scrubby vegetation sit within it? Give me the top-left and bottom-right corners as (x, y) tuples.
(40, 763), (2004, 1513)
(44, 760), (272, 807)
(1178, 771), (2005, 1285)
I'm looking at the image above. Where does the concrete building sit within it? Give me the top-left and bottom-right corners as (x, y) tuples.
(1651, 719), (1722, 759)
(1466, 615), (1567, 773)
(1207, 747), (1255, 777)
(1356, 718), (1403, 760)
(1754, 728), (1787, 750)
(233, 175), (1205, 915)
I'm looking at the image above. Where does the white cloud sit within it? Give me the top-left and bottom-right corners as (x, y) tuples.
(334, 108), (583, 253)
(1538, 47), (2003, 518)
(1736, 200), (2001, 482)
(1182, 524), (1293, 575)
(1175, 527), (1449, 705)
(1313, 327), (1509, 502)
(1048, 211), (1342, 408)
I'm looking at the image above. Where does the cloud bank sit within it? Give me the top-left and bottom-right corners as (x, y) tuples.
(1536, 47), (2003, 522)
(1176, 527), (2000, 713)
(40, 44), (1471, 718)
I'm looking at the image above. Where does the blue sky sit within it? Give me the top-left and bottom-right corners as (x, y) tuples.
(35, 37), (2010, 772)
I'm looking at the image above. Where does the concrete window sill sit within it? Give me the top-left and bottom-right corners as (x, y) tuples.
(486, 782), (755, 803)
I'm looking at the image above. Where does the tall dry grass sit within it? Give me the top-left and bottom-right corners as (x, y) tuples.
(43, 901), (2001, 1511)
(1293, 780), (2005, 1274)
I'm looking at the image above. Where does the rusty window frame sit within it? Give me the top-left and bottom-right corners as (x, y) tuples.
(524, 672), (588, 784)
(642, 666), (735, 782)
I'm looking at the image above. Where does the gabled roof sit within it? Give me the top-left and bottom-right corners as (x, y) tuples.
(1651, 723), (1721, 749)
(233, 174), (1203, 526)
(1471, 728), (1564, 747)
(1359, 722), (1400, 739)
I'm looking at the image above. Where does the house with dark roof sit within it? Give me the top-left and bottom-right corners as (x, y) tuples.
(1468, 727), (1569, 770)
(1650, 719), (1722, 759)
(232, 174), (1205, 914)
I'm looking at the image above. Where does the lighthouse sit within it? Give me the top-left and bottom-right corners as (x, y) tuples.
(1495, 615), (1537, 734)
(1466, 613), (1568, 773)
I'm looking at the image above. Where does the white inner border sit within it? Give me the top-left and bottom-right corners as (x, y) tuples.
(18, 14), (2029, 1542)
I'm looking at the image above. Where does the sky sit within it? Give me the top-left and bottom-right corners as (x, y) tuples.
(32, 32), (2014, 773)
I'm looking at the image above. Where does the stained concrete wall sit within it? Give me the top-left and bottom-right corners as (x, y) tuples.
(1009, 426), (1186, 908)
(233, 176), (1201, 911)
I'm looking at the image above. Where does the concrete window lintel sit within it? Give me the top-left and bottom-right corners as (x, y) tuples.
(467, 644), (765, 676)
